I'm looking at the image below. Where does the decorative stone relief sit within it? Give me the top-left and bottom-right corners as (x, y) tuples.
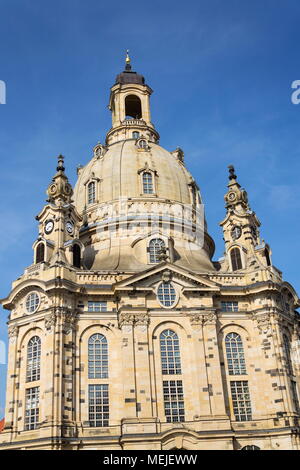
(44, 312), (57, 332)
(62, 309), (78, 335)
(8, 325), (18, 343)
(251, 312), (271, 334)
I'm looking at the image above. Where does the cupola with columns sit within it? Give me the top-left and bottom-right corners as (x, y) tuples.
(106, 51), (159, 145)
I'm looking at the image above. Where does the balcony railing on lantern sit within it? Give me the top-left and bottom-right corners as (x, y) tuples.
(122, 118), (146, 126)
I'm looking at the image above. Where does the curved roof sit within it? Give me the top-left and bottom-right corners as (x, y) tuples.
(74, 140), (195, 212)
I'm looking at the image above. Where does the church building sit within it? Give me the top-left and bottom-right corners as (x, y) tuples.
(1, 54), (300, 450)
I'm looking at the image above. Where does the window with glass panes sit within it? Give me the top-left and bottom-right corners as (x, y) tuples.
(88, 334), (108, 379)
(283, 334), (293, 375)
(88, 384), (109, 427)
(230, 381), (252, 421)
(160, 330), (181, 375)
(221, 301), (238, 312)
(26, 336), (41, 382)
(157, 282), (176, 307)
(88, 301), (107, 312)
(225, 333), (246, 375)
(25, 387), (39, 430)
(88, 181), (96, 204)
(149, 238), (165, 263)
(163, 380), (185, 423)
(142, 172), (153, 194)
(26, 292), (40, 313)
(291, 380), (300, 413)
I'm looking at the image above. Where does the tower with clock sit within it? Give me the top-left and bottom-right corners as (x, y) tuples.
(0, 55), (300, 451)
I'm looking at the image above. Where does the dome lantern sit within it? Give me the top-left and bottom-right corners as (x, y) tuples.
(106, 53), (160, 145)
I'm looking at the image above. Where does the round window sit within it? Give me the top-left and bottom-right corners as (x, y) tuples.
(26, 292), (40, 313)
(157, 282), (177, 308)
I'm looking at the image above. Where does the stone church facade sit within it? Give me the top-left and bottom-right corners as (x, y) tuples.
(1, 55), (300, 450)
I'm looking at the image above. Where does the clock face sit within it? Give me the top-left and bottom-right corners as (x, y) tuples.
(45, 220), (54, 234)
(228, 192), (236, 202)
(66, 221), (74, 234)
(231, 226), (242, 240)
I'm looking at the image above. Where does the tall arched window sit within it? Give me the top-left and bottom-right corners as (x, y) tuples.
(283, 334), (293, 375)
(125, 94), (142, 119)
(88, 334), (108, 379)
(265, 248), (271, 266)
(142, 172), (153, 194)
(160, 329), (181, 375)
(230, 247), (242, 271)
(73, 244), (81, 268)
(36, 243), (45, 264)
(160, 329), (184, 422)
(149, 238), (165, 263)
(225, 332), (247, 375)
(26, 336), (41, 382)
(88, 181), (96, 205)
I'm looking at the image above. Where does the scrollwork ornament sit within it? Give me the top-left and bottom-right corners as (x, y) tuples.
(203, 312), (217, 325)
(8, 325), (18, 343)
(45, 312), (57, 332)
(62, 310), (78, 335)
(135, 313), (150, 332)
(119, 313), (135, 330)
(252, 312), (271, 334)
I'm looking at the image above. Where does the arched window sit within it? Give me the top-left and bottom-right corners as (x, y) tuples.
(157, 282), (177, 307)
(283, 334), (293, 375)
(160, 329), (182, 375)
(149, 238), (165, 263)
(88, 181), (96, 205)
(132, 131), (140, 139)
(225, 333), (247, 375)
(88, 334), (108, 379)
(36, 243), (45, 264)
(125, 94), (142, 119)
(138, 139), (147, 149)
(26, 336), (41, 382)
(73, 244), (81, 268)
(230, 247), (242, 271)
(265, 248), (271, 266)
(142, 172), (153, 194)
(241, 445), (260, 450)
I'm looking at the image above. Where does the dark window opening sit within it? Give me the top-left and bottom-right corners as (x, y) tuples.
(265, 248), (271, 266)
(36, 243), (45, 264)
(73, 244), (81, 268)
(125, 95), (142, 119)
(231, 247), (242, 271)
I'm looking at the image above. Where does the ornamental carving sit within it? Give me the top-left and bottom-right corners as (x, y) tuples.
(189, 311), (217, 328)
(118, 312), (150, 331)
(8, 325), (18, 342)
(44, 312), (57, 331)
(61, 309), (78, 335)
(119, 313), (135, 328)
(251, 312), (271, 334)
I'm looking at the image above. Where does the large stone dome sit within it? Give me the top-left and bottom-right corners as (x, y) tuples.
(74, 140), (194, 211)
(73, 139), (215, 273)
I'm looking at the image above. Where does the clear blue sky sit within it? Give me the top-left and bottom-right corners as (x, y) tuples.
(1, 0), (300, 417)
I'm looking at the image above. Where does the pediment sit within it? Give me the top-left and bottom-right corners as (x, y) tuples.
(114, 262), (220, 292)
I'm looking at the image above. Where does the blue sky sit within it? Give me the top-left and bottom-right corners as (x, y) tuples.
(1, 0), (300, 417)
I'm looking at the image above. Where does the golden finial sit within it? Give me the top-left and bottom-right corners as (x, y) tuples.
(125, 49), (131, 64)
